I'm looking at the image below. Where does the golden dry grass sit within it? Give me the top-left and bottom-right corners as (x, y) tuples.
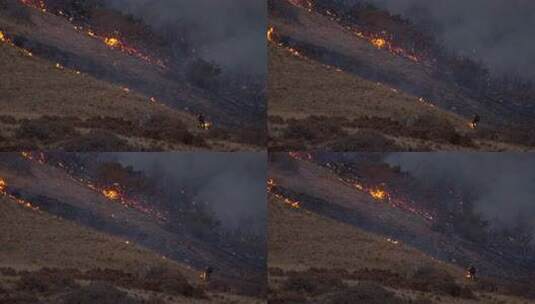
(0, 196), (181, 272)
(0, 9), (258, 151)
(267, 6), (534, 151)
(268, 199), (535, 304)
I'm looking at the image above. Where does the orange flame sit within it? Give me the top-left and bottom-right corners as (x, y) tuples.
(199, 121), (213, 130)
(267, 27), (275, 42)
(267, 178), (300, 208)
(371, 38), (386, 49)
(0, 31), (6, 43)
(105, 37), (121, 48)
(0, 178), (7, 194)
(369, 188), (387, 200)
(102, 189), (120, 200)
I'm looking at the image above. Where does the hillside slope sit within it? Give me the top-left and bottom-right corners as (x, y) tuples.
(0, 2), (262, 151)
(268, 1), (535, 151)
(0, 197), (263, 303)
(268, 156), (534, 279)
(0, 155), (265, 301)
(268, 199), (535, 304)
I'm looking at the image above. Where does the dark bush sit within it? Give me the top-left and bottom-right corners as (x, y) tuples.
(268, 115), (285, 125)
(269, 267), (285, 277)
(268, 291), (308, 304)
(0, 293), (42, 304)
(324, 282), (405, 304)
(282, 273), (345, 296)
(327, 130), (402, 151)
(139, 265), (200, 298)
(283, 116), (347, 143)
(61, 282), (140, 304)
(16, 117), (78, 144)
(0, 267), (18, 276)
(16, 270), (79, 294)
(408, 115), (473, 147)
(140, 115), (205, 146)
(59, 130), (135, 151)
(410, 266), (475, 299)
(0, 115), (17, 125)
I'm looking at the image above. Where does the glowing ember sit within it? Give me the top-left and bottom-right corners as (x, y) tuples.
(199, 121), (212, 130)
(288, 152), (313, 161)
(267, 27), (275, 42)
(267, 26), (308, 59)
(354, 183), (364, 191)
(0, 178), (7, 194)
(102, 189), (120, 200)
(105, 37), (121, 48)
(20, 0), (46, 12)
(0, 176), (40, 211)
(369, 188), (387, 200)
(20, 152), (46, 164)
(386, 238), (399, 245)
(371, 38), (386, 49)
(267, 178), (300, 209)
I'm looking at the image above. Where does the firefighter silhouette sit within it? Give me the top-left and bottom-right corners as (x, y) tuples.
(198, 114), (205, 128)
(471, 114), (480, 128)
(200, 266), (213, 282)
(467, 265), (476, 280)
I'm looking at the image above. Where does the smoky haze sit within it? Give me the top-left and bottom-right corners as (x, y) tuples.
(112, 153), (267, 232)
(385, 153), (535, 230)
(366, 0), (535, 79)
(107, 0), (266, 75)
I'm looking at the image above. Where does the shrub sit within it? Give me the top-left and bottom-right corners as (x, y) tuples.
(139, 265), (200, 298)
(282, 272), (345, 296)
(61, 282), (140, 304)
(0, 267), (18, 276)
(16, 270), (79, 294)
(324, 282), (405, 304)
(16, 117), (78, 144)
(327, 130), (402, 151)
(410, 266), (475, 299)
(283, 116), (347, 143)
(59, 130), (135, 151)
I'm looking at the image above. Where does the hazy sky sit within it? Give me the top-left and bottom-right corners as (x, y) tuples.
(386, 153), (535, 227)
(114, 152), (267, 230)
(368, 0), (535, 78)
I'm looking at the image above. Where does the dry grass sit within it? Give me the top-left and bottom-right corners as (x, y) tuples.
(268, 200), (535, 304)
(268, 198), (460, 275)
(0, 197), (179, 272)
(267, 9), (535, 151)
(0, 8), (260, 151)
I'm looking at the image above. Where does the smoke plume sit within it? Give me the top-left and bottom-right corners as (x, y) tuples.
(106, 0), (266, 75)
(386, 153), (535, 229)
(113, 152), (267, 232)
(367, 0), (535, 79)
